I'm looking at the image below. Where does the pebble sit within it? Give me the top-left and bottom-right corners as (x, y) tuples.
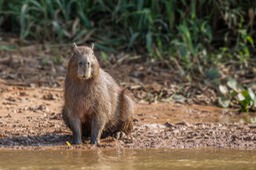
(248, 124), (256, 129)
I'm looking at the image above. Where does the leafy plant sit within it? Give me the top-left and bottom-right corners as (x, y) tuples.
(0, 0), (255, 68)
(218, 79), (256, 112)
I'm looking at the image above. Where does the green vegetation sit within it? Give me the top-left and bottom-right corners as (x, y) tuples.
(218, 79), (256, 112)
(0, 0), (255, 61)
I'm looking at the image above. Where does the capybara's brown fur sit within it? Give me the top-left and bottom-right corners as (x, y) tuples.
(62, 44), (134, 144)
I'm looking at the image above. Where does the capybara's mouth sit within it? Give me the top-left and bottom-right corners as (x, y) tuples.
(78, 72), (91, 80)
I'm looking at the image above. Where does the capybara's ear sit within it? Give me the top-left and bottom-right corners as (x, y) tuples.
(73, 42), (78, 50)
(73, 43), (79, 55)
(91, 43), (94, 50)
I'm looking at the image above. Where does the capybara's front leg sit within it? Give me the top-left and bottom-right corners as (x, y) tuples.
(70, 116), (82, 144)
(90, 116), (105, 145)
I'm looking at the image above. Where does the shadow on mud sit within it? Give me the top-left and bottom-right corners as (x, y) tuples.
(0, 134), (71, 147)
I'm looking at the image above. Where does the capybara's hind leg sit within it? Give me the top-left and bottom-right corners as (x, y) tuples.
(121, 95), (134, 135)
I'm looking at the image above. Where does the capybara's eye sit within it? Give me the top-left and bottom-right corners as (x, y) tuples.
(79, 61), (83, 67)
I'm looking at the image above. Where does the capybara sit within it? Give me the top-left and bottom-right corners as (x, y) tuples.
(62, 43), (134, 145)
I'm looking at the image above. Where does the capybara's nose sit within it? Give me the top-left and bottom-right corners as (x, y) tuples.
(87, 61), (90, 67)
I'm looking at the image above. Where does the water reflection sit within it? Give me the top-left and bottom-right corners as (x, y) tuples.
(0, 149), (255, 170)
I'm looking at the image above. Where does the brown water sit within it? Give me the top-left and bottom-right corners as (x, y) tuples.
(0, 149), (255, 170)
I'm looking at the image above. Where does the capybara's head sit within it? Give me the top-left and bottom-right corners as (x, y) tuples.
(68, 43), (99, 80)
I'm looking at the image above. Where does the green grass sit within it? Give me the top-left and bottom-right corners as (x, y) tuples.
(0, 0), (255, 65)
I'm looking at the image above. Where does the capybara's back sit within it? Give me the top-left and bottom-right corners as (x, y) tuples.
(62, 43), (134, 145)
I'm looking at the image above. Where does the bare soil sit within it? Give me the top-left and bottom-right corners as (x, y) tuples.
(0, 44), (256, 150)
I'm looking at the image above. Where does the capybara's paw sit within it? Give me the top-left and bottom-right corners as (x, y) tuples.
(90, 139), (100, 145)
(72, 139), (83, 145)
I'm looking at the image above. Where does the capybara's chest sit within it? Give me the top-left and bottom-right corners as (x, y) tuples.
(65, 87), (95, 115)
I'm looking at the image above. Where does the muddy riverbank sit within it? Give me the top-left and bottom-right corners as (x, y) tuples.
(0, 45), (256, 150)
(0, 84), (256, 150)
